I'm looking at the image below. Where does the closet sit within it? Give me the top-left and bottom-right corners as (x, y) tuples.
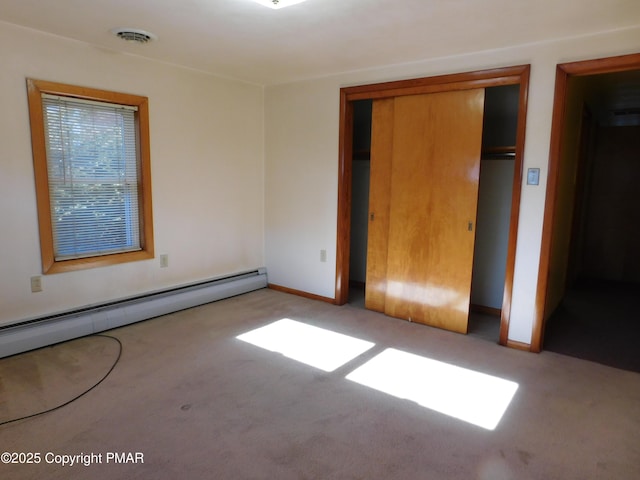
(471, 85), (519, 316)
(365, 89), (485, 333)
(349, 84), (520, 337)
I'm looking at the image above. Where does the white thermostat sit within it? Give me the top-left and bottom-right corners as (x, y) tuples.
(527, 168), (540, 186)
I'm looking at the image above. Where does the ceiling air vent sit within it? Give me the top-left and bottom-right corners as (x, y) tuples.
(111, 28), (157, 44)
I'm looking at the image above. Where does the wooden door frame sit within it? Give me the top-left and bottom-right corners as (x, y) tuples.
(532, 52), (640, 352)
(335, 65), (530, 347)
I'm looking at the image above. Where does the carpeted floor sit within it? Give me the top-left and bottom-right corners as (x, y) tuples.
(348, 283), (502, 343)
(2, 288), (639, 479)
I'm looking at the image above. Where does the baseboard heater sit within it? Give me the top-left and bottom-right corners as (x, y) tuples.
(0, 268), (267, 359)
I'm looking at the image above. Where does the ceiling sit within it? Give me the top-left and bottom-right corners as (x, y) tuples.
(1, 0), (638, 85)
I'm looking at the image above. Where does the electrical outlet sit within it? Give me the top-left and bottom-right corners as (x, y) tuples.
(160, 254), (169, 268)
(320, 249), (327, 263)
(31, 276), (43, 293)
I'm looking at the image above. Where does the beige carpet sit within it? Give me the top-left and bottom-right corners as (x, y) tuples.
(2, 288), (639, 479)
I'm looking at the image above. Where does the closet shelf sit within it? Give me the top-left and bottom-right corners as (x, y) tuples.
(354, 146), (515, 161)
(481, 145), (516, 159)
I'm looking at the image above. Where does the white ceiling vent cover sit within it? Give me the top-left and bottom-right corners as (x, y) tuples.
(111, 28), (157, 43)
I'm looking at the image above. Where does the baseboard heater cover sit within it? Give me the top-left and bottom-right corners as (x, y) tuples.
(0, 268), (267, 359)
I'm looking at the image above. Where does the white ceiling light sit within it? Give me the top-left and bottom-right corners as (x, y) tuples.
(251, 0), (307, 9)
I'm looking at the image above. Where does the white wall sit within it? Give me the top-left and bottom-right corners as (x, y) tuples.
(471, 159), (515, 309)
(0, 22), (265, 326)
(264, 78), (340, 297)
(264, 25), (640, 345)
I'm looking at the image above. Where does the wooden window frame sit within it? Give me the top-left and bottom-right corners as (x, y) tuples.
(26, 79), (154, 274)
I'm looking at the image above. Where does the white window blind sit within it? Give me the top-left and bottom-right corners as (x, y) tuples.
(41, 94), (142, 260)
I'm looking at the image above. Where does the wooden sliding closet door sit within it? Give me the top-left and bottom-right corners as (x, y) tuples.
(365, 98), (394, 313)
(366, 89), (485, 334)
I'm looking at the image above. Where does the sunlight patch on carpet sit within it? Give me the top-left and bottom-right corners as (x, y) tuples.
(236, 319), (375, 372)
(346, 348), (519, 430)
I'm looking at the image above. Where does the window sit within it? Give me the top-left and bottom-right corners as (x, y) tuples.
(27, 79), (154, 274)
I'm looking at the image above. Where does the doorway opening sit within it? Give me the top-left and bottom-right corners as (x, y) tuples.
(535, 53), (640, 370)
(335, 66), (530, 347)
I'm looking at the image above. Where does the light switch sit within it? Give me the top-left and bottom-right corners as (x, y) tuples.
(527, 168), (540, 186)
